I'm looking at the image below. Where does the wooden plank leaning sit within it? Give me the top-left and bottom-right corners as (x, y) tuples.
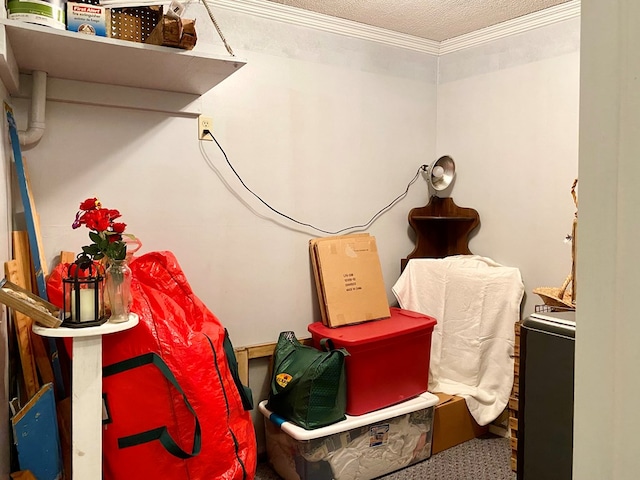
(12, 232), (33, 293)
(12, 231), (56, 387)
(4, 260), (39, 400)
(5, 103), (65, 397)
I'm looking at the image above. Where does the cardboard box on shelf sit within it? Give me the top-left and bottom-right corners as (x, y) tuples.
(309, 234), (390, 327)
(145, 15), (197, 50)
(431, 393), (488, 455)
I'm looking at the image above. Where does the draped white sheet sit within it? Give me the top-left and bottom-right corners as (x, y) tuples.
(392, 255), (524, 426)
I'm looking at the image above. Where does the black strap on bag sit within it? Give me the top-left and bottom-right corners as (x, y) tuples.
(222, 329), (254, 411)
(319, 338), (336, 351)
(103, 352), (202, 459)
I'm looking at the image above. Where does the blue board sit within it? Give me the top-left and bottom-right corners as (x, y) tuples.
(11, 383), (63, 480)
(5, 103), (65, 398)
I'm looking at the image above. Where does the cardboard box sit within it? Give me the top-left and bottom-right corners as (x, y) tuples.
(66, 2), (108, 36)
(308, 308), (436, 416)
(309, 233), (369, 325)
(260, 392), (438, 480)
(431, 393), (488, 455)
(310, 234), (390, 327)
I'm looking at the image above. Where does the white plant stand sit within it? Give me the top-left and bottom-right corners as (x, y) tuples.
(33, 313), (139, 480)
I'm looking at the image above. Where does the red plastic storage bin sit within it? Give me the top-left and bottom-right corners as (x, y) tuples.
(308, 307), (437, 416)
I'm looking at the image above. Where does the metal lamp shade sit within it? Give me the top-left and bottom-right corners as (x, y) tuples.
(426, 155), (456, 192)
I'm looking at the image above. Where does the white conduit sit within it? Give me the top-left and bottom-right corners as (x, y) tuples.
(19, 70), (47, 147)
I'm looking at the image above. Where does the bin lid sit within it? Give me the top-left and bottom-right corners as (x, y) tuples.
(308, 307), (436, 346)
(524, 311), (575, 338)
(259, 391), (438, 441)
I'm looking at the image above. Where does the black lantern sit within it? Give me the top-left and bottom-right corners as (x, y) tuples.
(62, 254), (107, 328)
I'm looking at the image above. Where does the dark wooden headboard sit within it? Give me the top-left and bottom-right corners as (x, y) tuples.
(401, 196), (480, 271)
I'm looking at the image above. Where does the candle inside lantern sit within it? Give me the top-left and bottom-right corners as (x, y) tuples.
(70, 288), (98, 322)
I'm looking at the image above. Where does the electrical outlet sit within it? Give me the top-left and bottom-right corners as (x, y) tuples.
(198, 115), (213, 141)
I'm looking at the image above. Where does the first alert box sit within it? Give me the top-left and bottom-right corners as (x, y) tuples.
(66, 2), (108, 36)
(259, 392), (438, 480)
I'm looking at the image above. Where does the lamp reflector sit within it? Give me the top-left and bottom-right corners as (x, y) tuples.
(428, 155), (455, 191)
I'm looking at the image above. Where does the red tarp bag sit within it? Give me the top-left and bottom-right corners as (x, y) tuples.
(47, 251), (257, 480)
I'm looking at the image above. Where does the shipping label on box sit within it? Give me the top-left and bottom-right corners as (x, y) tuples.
(311, 234), (390, 327)
(369, 424), (390, 447)
(66, 2), (108, 36)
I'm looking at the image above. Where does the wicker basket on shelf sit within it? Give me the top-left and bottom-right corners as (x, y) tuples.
(533, 274), (575, 310)
(533, 179), (578, 311)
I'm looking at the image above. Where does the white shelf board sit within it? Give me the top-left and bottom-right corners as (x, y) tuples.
(33, 312), (139, 338)
(0, 19), (246, 95)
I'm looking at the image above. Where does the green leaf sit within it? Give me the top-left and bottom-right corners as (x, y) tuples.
(83, 244), (101, 255)
(89, 232), (102, 243)
(106, 242), (126, 261)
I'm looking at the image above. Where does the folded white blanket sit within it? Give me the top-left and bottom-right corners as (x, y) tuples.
(392, 255), (524, 426)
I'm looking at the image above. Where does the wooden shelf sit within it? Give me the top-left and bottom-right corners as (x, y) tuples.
(33, 313), (139, 338)
(401, 196), (480, 270)
(410, 216), (477, 221)
(0, 19), (246, 95)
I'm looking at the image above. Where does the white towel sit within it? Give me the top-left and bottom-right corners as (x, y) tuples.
(392, 255), (524, 426)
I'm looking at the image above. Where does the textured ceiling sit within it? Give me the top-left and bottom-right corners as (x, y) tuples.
(264, 0), (573, 41)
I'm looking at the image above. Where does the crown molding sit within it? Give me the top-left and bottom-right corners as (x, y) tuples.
(212, 0), (440, 55)
(212, 0), (580, 57)
(439, 0), (581, 55)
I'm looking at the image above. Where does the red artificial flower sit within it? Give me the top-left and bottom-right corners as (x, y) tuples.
(106, 209), (122, 221)
(112, 222), (126, 234)
(84, 209), (110, 232)
(79, 198), (100, 211)
(72, 197), (135, 262)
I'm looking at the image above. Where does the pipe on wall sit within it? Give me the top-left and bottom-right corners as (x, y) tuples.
(19, 70), (47, 147)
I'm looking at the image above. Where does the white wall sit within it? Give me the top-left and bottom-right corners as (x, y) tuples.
(1, 2), (585, 467)
(437, 18), (581, 319)
(574, 1), (640, 478)
(22, 5), (438, 350)
(12, 9), (436, 452)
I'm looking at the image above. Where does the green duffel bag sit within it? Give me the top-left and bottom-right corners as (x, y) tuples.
(267, 331), (349, 429)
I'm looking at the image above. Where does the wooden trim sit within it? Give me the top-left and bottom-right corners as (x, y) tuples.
(235, 348), (249, 386)
(59, 251), (76, 265)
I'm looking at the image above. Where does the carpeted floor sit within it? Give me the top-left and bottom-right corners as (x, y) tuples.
(256, 434), (516, 480)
